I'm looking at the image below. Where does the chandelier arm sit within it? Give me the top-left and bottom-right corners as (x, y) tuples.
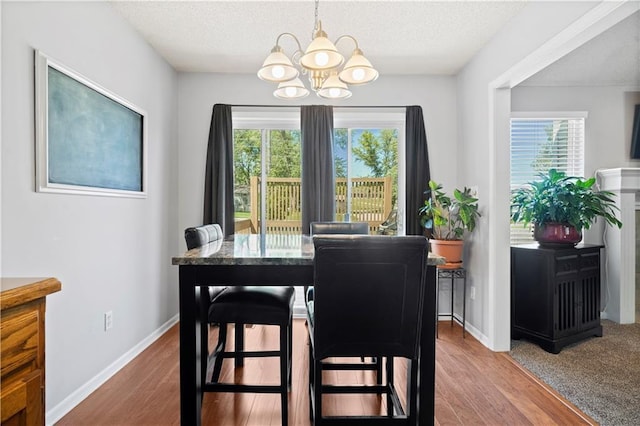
(333, 35), (359, 50)
(275, 32), (304, 54)
(290, 50), (305, 70)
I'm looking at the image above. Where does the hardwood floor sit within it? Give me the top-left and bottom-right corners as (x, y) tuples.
(56, 319), (595, 425)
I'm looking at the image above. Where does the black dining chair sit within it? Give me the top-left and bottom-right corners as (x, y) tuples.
(307, 221), (382, 382)
(184, 223), (227, 301)
(307, 221), (369, 301)
(308, 234), (428, 425)
(184, 224), (295, 426)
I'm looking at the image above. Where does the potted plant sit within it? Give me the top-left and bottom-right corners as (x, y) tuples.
(510, 169), (622, 246)
(419, 180), (480, 263)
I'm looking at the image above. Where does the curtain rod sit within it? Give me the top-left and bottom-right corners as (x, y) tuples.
(231, 104), (408, 109)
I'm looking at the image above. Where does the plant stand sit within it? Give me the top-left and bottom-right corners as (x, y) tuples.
(436, 263), (467, 338)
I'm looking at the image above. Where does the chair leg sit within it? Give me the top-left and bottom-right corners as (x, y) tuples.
(279, 322), (289, 426)
(407, 359), (419, 423)
(210, 323), (228, 383)
(200, 323), (209, 387)
(314, 358), (323, 425)
(287, 315), (293, 388)
(308, 338), (314, 421)
(386, 357), (394, 416)
(235, 322), (244, 368)
(199, 287), (211, 389)
(376, 356), (383, 387)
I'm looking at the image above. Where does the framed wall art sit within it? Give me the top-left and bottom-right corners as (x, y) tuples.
(35, 50), (147, 197)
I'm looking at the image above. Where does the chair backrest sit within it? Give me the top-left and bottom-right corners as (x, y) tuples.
(310, 221), (369, 235)
(184, 224), (224, 249)
(312, 235), (428, 360)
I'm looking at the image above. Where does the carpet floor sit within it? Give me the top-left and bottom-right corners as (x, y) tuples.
(509, 320), (640, 426)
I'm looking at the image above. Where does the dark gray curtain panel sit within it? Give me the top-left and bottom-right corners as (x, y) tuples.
(301, 105), (335, 234)
(203, 104), (235, 236)
(405, 106), (431, 236)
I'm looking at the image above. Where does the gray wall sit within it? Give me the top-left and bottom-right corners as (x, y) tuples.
(1, 1), (179, 421)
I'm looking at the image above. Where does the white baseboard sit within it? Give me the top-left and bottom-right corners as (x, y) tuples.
(46, 314), (179, 426)
(437, 316), (489, 348)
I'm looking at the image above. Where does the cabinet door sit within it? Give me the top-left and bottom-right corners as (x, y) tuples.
(554, 277), (580, 338)
(578, 249), (601, 330)
(0, 370), (43, 426)
(512, 248), (554, 336)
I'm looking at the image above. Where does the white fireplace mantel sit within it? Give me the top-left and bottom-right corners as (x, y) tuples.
(596, 168), (639, 324)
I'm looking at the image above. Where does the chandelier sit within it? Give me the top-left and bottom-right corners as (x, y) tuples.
(257, 0), (378, 100)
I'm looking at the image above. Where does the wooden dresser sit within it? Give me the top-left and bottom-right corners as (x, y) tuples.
(1, 277), (61, 426)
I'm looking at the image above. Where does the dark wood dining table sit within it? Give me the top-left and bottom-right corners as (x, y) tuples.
(172, 233), (444, 425)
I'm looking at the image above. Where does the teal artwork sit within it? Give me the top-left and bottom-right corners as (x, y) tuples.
(47, 67), (143, 192)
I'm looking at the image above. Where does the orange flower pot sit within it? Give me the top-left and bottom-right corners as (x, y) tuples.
(429, 239), (464, 264)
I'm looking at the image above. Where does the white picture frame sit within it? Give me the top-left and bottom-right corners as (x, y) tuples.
(35, 50), (148, 198)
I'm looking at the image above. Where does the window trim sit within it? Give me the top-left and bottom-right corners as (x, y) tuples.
(232, 108), (300, 130)
(511, 111), (588, 120)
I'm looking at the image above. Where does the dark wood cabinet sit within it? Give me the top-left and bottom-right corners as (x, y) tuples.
(511, 244), (603, 353)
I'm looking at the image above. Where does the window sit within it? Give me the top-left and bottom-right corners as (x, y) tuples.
(334, 110), (404, 235)
(510, 112), (586, 245)
(233, 109), (301, 235)
(232, 108), (405, 236)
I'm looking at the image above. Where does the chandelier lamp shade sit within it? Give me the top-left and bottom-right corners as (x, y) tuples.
(257, 0), (378, 100)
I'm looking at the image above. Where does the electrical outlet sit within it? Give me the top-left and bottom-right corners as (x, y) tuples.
(470, 287), (476, 300)
(104, 311), (113, 331)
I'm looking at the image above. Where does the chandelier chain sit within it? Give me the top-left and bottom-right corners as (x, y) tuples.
(313, 0), (320, 35)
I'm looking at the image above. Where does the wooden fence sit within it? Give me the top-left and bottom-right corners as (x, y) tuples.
(241, 176), (393, 235)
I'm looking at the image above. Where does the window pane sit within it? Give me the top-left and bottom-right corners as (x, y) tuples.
(334, 128), (398, 235)
(333, 129), (348, 221)
(265, 130), (301, 235)
(233, 129), (301, 235)
(233, 129), (261, 234)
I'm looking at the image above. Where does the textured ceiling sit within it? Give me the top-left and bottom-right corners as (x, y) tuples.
(110, 0), (527, 75)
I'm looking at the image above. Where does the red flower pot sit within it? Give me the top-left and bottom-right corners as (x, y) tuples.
(534, 222), (582, 247)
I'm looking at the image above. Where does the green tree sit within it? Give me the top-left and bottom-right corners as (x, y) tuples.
(334, 129), (347, 178)
(352, 129), (398, 178)
(352, 129), (399, 206)
(233, 129), (261, 186)
(268, 130), (301, 178)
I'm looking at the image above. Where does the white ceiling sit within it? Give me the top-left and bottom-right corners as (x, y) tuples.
(110, 1), (639, 86)
(110, 0), (527, 75)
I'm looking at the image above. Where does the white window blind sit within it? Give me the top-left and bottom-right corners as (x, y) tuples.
(510, 113), (586, 245)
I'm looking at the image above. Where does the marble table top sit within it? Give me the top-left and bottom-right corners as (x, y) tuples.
(172, 234), (446, 266)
